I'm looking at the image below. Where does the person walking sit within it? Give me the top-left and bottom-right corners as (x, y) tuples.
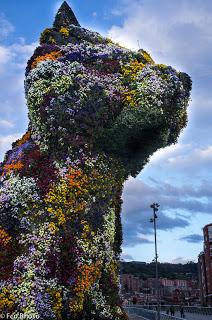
(180, 304), (185, 318)
(170, 305), (175, 316)
(132, 296), (137, 305)
(172, 306), (175, 316)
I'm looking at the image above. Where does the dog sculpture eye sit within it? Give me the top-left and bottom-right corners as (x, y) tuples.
(0, 2), (191, 319)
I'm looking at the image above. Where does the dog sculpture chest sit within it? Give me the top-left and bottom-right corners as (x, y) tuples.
(0, 2), (191, 319)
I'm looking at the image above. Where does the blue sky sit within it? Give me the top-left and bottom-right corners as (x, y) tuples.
(0, 0), (212, 264)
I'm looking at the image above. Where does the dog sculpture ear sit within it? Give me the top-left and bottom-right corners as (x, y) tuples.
(53, 1), (80, 28)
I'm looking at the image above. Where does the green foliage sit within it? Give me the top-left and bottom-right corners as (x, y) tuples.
(121, 261), (198, 280)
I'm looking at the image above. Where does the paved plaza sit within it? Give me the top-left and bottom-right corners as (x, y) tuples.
(129, 312), (212, 320)
(174, 312), (212, 320)
(129, 316), (147, 320)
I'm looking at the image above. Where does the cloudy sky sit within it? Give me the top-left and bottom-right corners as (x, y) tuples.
(0, 0), (211, 263)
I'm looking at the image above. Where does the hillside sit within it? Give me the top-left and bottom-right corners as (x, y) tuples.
(121, 261), (198, 280)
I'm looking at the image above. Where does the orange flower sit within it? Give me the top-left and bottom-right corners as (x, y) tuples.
(70, 262), (101, 313)
(74, 263), (101, 293)
(16, 131), (31, 147)
(31, 51), (62, 69)
(3, 161), (23, 175)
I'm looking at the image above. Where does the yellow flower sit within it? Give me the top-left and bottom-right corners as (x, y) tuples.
(48, 222), (58, 234)
(121, 60), (146, 107)
(59, 27), (69, 37)
(0, 288), (16, 312)
(47, 289), (63, 319)
(44, 167), (90, 226)
(0, 228), (12, 247)
(141, 50), (155, 64)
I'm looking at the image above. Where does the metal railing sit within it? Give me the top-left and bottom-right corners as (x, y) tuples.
(160, 315), (182, 320)
(125, 306), (182, 320)
(142, 304), (212, 316)
(125, 306), (155, 320)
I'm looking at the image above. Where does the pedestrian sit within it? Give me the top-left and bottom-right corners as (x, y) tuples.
(166, 307), (169, 315)
(132, 296), (137, 305)
(172, 306), (175, 316)
(170, 305), (175, 316)
(180, 304), (185, 318)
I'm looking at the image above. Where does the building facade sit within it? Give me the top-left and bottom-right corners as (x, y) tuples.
(121, 274), (142, 293)
(198, 223), (212, 306)
(120, 274), (198, 304)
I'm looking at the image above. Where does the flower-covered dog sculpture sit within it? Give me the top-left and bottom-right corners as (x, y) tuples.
(0, 2), (191, 319)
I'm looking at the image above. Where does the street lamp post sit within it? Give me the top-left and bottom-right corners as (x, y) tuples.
(150, 203), (160, 320)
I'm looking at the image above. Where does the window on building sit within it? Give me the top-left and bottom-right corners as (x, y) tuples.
(208, 226), (212, 241)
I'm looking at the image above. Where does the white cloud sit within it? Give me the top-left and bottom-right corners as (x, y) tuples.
(121, 252), (134, 261)
(0, 46), (12, 66)
(0, 38), (36, 150)
(138, 141), (212, 176)
(0, 120), (14, 128)
(121, 174), (212, 249)
(171, 256), (194, 264)
(166, 145), (212, 170)
(148, 143), (190, 165)
(0, 133), (23, 160)
(0, 14), (14, 39)
(108, 0), (212, 73)
(10, 40), (37, 57)
(0, 40), (37, 74)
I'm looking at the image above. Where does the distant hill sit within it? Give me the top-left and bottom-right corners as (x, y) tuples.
(120, 261), (198, 280)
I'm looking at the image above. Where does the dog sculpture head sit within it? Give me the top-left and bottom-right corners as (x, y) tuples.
(25, 1), (191, 176)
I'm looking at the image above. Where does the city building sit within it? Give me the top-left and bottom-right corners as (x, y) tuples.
(198, 223), (212, 306)
(120, 274), (199, 304)
(120, 274), (142, 293)
(198, 252), (207, 305)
